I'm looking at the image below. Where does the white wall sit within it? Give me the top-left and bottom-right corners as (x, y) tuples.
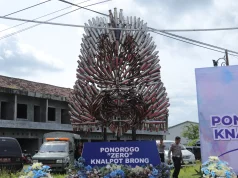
(166, 122), (198, 145)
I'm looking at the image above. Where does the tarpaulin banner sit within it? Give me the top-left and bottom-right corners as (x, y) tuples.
(82, 141), (160, 167)
(195, 66), (238, 174)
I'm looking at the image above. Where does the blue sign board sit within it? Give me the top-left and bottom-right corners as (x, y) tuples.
(82, 141), (160, 167)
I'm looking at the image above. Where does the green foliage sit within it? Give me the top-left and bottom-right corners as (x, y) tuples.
(0, 169), (21, 178)
(182, 123), (199, 145)
(187, 139), (198, 146)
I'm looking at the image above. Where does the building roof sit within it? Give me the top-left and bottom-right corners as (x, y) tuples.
(0, 75), (72, 99)
(168, 121), (198, 129)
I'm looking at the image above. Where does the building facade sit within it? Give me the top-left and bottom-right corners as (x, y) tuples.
(166, 121), (199, 145)
(0, 75), (168, 154)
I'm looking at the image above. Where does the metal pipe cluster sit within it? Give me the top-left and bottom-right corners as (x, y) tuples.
(69, 8), (170, 136)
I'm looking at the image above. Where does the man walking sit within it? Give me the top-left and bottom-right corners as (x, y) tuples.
(168, 136), (184, 178)
(158, 138), (165, 162)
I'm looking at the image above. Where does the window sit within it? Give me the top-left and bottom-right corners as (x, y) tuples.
(0, 102), (7, 119)
(39, 142), (68, 153)
(61, 109), (70, 124)
(17, 104), (27, 119)
(48, 107), (55, 121)
(34, 106), (41, 122)
(163, 142), (173, 150)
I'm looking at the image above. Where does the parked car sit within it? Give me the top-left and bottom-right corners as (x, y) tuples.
(186, 140), (201, 160)
(0, 137), (23, 171)
(156, 140), (196, 165)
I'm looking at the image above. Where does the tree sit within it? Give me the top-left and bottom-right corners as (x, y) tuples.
(182, 123), (199, 146)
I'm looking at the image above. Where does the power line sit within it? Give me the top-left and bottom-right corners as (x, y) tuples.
(0, 15), (139, 31)
(150, 27), (238, 32)
(3, 0), (238, 33)
(56, 3), (238, 33)
(1, 7), (238, 56)
(152, 31), (238, 57)
(1, 15), (238, 56)
(46, 2), (238, 34)
(0, 0), (92, 33)
(1, 1), (237, 63)
(58, 0), (108, 16)
(156, 30), (238, 55)
(3, 0), (52, 17)
(0, 0), (111, 41)
(7, 16), (234, 33)
(152, 31), (224, 54)
(6, 0), (237, 34)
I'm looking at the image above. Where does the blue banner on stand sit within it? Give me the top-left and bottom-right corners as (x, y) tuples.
(82, 141), (160, 167)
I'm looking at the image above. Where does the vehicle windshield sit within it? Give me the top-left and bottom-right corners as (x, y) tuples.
(163, 142), (186, 150)
(39, 142), (68, 153)
(0, 138), (21, 156)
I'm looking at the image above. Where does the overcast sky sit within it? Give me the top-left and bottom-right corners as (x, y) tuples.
(0, 0), (237, 126)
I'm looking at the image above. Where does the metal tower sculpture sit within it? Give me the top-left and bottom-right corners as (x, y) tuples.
(69, 8), (170, 139)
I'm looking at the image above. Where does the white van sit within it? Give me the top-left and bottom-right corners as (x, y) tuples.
(156, 140), (195, 165)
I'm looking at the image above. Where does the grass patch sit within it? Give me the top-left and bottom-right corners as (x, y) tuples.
(52, 174), (66, 178)
(178, 161), (201, 178)
(0, 169), (21, 178)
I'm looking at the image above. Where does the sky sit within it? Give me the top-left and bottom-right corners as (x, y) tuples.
(0, 0), (237, 127)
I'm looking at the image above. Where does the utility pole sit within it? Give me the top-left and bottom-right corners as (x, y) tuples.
(132, 127), (136, 141)
(103, 127), (107, 141)
(225, 50), (229, 66)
